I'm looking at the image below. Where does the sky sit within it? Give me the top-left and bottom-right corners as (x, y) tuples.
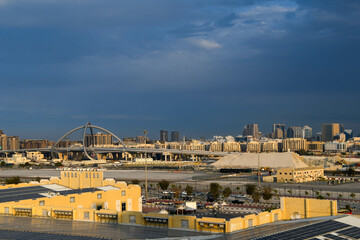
(0, 0), (359, 140)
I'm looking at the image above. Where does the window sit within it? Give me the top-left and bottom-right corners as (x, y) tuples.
(71, 173), (73, 178)
(84, 212), (90, 220)
(121, 191), (126, 196)
(248, 219), (253, 227)
(181, 220), (189, 228)
(97, 173), (99, 178)
(97, 193), (102, 199)
(129, 215), (136, 223)
(4, 207), (9, 214)
(75, 173), (77, 177)
(274, 213), (278, 221)
(93, 173), (95, 178)
(86, 173), (88, 178)
(70, 197), (75, 203)
(39, 200), (45, 206)
(122, 202), (126, 211)
(42, 210), (48, 216)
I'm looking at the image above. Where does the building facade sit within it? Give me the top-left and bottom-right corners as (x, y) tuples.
(321, 123), (341, 142)
(160, 130), (168, 142)
(277, 167), (324, 183)
(243, 124), (260, 140)
(170, 131), (180, 142)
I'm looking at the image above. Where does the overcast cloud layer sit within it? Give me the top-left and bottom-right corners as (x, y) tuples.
(0, 0), (359, 140)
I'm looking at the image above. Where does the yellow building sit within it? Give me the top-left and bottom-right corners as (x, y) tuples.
(277, 166), (324, 183)
(51, 168), (104, 189)
(307, 141), (324, 152)
(0, 169), (337, 234)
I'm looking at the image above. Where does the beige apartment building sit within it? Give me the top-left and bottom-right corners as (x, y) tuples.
(223, 142), (241, 152)
(247, 141), (261, 153)
(210, 142), (223, 152)
(282, 138), (308, 152)
(261, 141), (279, 152)
(277, 166), (324, 183)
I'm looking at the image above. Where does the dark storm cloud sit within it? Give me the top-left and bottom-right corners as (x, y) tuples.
(0, 0), (359, 139)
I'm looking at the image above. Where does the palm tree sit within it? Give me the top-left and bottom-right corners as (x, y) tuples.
(143, 130), (148, 144)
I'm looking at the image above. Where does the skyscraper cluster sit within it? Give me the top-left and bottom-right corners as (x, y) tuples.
(160, 130), (180, 142)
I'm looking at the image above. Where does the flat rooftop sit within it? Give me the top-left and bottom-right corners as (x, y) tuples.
(0, 184), (115, 203)
(0, 215), (215, 239)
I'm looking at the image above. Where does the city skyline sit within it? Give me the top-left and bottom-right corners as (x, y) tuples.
(0, 0), (359, 140)
(0, 121), (356, 142)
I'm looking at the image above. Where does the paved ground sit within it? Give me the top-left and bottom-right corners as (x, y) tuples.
(0, 169), (204, 181)
(0, 215), (216, 239)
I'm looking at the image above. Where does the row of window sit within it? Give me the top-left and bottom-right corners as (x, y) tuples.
(38, 191), (125, 206)
(63, 172), (100, 178)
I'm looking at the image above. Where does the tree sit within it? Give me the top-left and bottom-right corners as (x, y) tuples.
(287, 189), (292, 195)
(54, 162), (63, 167)
(305, 191), (309, 196)
(246, 184), (256, 195)
(210, 183), (221, 201)
(347, 167), (356, 177)
(158, 180), (169, 191)
(252, 190), (261, 203)
(235, 186), (240, 192)
(222, 187), (232, 198)
(5, 176), (21, 184)
(131, 179), (140, 184)
(296, 149), (308, 155)
(338, 194), (343, 199)
(0, 161), (6, 167)
(185, 185), (194, 196)
(326, 193), (331, 198)
(262, 186), (274, 201)
(350, 193), (356, 200)
(317, 195), (325, 199)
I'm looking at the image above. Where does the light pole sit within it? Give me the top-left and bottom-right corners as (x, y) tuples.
(65, 137), (69, 160)
(143, 130), (148, 200)
(258, 151), (261, 188)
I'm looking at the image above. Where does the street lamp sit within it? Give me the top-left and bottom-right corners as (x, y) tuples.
(143, 130), (148, 200)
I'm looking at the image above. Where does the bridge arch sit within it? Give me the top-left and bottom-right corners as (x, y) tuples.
(51, 122), (125, 161)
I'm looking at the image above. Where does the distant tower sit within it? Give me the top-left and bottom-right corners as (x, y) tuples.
(160, 130), (168, 142)
(242, 124), (259, 140)
(272, 124), (286, 139)
(302, 125), (313, 140)
(321, 123), (340, 142)
(170, 131), (180, 142)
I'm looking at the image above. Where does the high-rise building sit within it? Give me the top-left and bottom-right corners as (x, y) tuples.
(272, 124), (286, 139)
(273, 128), (284, 139)
(7, 136), (20, 150)
(287, 126), (303, 138)
(321, 123), (341, 142)
(20, 139), (54, 149)
(344, 129), (353, 141)
(303, 125), (313, 140)
(160, 130), (168, 142)
(0, 131), (7, 151)
(243, 124), (260, 139)
(85, 132), (112, 147)
(170, 131), (180, 142)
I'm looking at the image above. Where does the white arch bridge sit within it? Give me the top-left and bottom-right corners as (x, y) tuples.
(2, 123), (228, 161)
